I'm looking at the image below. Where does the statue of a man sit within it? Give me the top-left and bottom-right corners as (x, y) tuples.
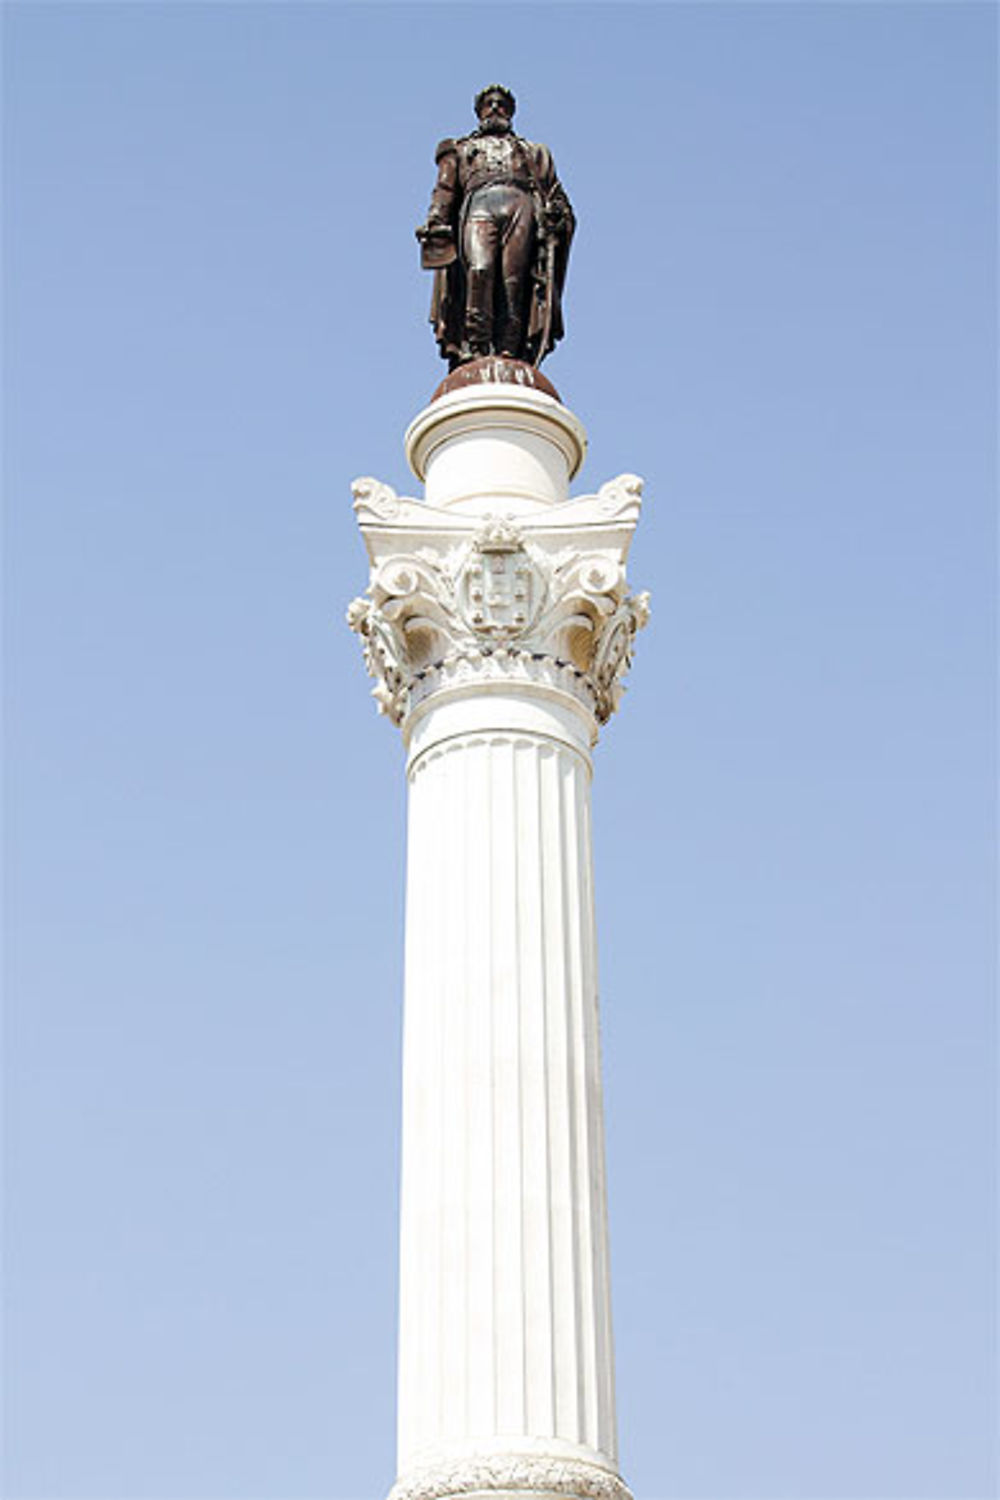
(417, 85), (575, 370)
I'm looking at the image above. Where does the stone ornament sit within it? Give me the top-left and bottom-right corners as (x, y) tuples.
(348, 476), (650, 730)
(389, 1455), (634, 1500)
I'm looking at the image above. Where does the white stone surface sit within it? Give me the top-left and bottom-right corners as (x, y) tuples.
(350, 391), (646, 1500)
(405, 385), (587, 515)
(398, 720), (614, 1473)
(348, 473), (649, 731)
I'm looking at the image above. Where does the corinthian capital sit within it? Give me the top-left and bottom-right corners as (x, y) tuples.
(348, 477), (650, 729)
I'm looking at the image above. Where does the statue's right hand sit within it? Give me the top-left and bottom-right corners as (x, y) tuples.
(417, 224), (458, 270)
(416, 221), (454, 243)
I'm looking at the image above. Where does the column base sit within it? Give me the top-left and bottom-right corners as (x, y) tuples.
(389, 1455), (633, 1500)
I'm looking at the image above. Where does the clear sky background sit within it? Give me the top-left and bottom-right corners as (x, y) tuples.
(3, 3), (996, 1498)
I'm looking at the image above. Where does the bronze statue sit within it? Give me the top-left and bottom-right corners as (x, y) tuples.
(417, 86), (575, 370)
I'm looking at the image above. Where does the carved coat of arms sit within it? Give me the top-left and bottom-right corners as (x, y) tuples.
(457, 518), (543, 641)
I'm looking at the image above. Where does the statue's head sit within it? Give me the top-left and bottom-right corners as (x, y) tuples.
(474, 84), (515, 134)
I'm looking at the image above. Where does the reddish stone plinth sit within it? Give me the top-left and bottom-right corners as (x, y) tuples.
(432, 356), (561, 404)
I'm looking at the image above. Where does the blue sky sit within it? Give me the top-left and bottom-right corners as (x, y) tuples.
(3, 4), (996, 1498)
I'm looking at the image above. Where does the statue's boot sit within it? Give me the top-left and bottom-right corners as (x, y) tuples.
(465, 269), (493, 357)
(497, 277), (526, 360)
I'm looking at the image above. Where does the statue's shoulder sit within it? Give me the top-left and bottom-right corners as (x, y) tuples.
(520, 137), (554, 169)
(434, 136), (458, 162)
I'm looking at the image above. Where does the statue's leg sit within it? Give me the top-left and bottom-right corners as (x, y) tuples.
(497, 192), (534, 360)
(463, 212), (499, 358)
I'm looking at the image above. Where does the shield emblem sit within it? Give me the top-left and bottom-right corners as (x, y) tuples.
(460, 541), (537, 638)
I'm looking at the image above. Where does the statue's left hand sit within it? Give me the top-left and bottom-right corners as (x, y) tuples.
(538, 203), (566, 236)
(416, 218), (453, 242)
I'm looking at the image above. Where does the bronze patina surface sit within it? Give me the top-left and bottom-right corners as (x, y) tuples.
(431, 355), (561, 404)
(416, 86), (574, 371)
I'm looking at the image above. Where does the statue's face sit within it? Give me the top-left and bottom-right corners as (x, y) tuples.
(477, 92), (513, 135)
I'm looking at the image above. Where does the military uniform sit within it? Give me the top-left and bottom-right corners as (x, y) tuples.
(421, 127), (574, 367)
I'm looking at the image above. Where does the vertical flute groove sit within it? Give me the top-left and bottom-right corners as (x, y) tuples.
(434, 748), (447, 1441)
(466, 740), (493, 1438)
(460, 743), (471, 1439)
(537, 743), (559, 1437)
(517, 738), (554, 1434)
(397, 761), (418, 1459)
(513, 739), (528, 1432)
(562, 753), (584, 1444)
(542, 744), (581, 1442)
(583, 773), (615, 1459)
(443, 742), (468, 1437)
(566, 752), (597, 1449)
(485, 740), (498, 1434)
(492, 736), (524, 1430)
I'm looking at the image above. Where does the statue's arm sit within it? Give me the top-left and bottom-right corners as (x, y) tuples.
(419, 138), (459, 237)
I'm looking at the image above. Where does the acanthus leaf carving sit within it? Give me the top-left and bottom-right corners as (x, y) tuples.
(346, 594), (410, 723)
(591, 590), (651, 720)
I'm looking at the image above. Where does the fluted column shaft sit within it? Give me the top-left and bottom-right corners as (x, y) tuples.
(398, 693), (615, 1479)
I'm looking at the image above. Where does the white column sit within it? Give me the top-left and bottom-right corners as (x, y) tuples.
(349, 386), (648, 1500)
